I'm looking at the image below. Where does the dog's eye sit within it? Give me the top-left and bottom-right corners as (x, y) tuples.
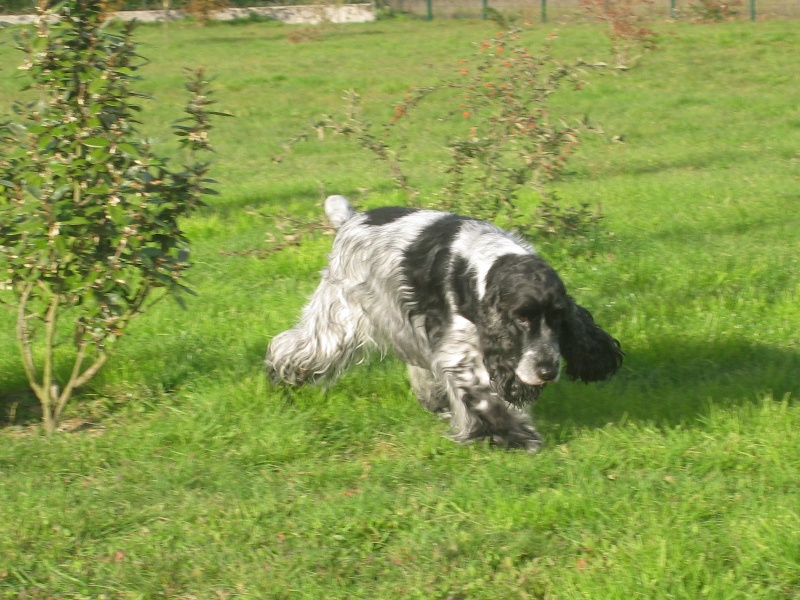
(512, 313), (529, 327)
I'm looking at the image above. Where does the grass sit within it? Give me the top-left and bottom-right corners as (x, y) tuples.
(1, 16), (799, 599)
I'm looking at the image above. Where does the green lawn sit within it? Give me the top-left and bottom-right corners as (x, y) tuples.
(1, 16), (799, 599)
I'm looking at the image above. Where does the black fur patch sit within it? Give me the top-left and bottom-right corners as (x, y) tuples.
(484, 254), (568, 314)
(363, 206), (419, 226)
(450, 256), (480, 324)
(560, 301), (624, 383)
(401, 214), (466, 345)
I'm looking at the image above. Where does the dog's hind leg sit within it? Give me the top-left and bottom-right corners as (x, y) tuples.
(266, 277), (373, 386)
(407, 365), (451, 419)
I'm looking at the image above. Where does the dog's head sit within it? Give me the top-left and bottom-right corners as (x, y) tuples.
(478, 254), (623, 404)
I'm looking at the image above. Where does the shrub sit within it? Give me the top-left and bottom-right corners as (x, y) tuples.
(688, 0), (742, 21)
(392, 27), (604, 228)
(579, 0), (658, 68)
(0, 0), (225, 433)
(276, 25), (610, 248)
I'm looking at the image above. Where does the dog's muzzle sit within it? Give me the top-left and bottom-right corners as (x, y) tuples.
(515, 350), (561, 386)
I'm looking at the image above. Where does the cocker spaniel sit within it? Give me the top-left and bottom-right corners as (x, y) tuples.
(266, 196), (623, 452)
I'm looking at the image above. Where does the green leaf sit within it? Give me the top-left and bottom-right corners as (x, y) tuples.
(85, 184), (111, 195)
(107, 204), (125, 224)
(26, 124), (48, 135)
(83, 137), (111, 148)
(50, 185), (72, 202)
(117, 143), (140, 156)
(88, 147), (111, 163)
(139, 247), (163, 259)
(24, 185), (42, 199)
(173, 294), (187, 310)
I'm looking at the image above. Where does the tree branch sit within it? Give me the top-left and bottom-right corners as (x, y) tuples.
(71, 352), (108, 391)
(54, 340), (107, 422)
(15, 283), (45, 402)
(41, 292), (60, 409)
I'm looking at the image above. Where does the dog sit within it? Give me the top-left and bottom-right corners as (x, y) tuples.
(266, 196), (623, 452)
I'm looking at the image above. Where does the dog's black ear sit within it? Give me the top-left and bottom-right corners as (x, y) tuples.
(559, 298), (623, 383)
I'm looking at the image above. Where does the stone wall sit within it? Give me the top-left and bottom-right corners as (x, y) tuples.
(0, 3), (376, 25)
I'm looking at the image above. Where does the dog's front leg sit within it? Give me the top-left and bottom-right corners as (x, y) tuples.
(469, 389), (543, 452)
(447, 380), (543, 452)
(431, 318), (543, 452)
(435, 355), (543, 452)
(408, 365), (451, 419)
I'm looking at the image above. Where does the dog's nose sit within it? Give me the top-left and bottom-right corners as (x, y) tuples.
(536, 365), (560, 382)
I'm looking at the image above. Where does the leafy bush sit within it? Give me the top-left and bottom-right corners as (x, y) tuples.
(392, 28), (605, 228)
(579, 0), (658, 67)
(687, 0), (742, 21)
(0, 0), (225, 433)
(276, 25), (611, 251)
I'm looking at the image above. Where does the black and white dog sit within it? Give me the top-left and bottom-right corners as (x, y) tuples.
(266, 196), (623, 452)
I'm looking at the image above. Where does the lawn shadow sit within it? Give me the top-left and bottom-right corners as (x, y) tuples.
(260, 333), (799, 442)
(536, 337), (799, 436)
(602, 147), (754, 179)
(0, 325), (246, 431)
(207, 183), (404, 219)
(0, 384), (106, 434)
(0, 382), (41, 428)
(0, 370), (116, 430)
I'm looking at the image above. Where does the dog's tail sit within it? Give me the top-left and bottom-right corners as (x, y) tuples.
(324, 195), (356, 230)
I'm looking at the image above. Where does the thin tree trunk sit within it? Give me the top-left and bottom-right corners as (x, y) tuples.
(41, 294), (59, 421)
